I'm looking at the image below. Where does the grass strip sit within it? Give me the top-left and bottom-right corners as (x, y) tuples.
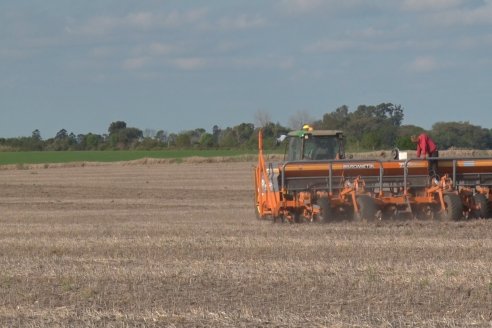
(0, 150), (260, 165)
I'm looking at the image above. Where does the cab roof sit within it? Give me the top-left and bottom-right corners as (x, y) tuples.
(287, 129), (343, 138)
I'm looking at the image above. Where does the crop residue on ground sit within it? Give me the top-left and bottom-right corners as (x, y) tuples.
(0, 162), (491, 327)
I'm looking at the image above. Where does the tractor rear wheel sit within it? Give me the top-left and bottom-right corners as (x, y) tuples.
(353, 195), (377, 222)
(316, 197), (332, 223)
(439, 193), (463, 221)
(473, 194), (490, 219)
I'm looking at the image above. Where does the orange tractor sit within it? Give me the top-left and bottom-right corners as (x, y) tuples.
(254, 126), (492, 222)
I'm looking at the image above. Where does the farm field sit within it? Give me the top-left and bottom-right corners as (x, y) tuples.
(0, 162), (491, 327)
(0, 149), (257, 166)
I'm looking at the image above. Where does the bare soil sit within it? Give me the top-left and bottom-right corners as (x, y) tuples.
(0, 162), (491, 327)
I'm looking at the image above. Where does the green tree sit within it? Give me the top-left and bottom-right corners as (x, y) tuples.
(32, 129), (42, 141)
(218, 128), (238, 148)
(190, 128), (206, 146)
(121, 128), (143, 147)
(175, 132), (192, 148)
(212, 125), (221, 146)
(344, 103), (404, 150)
(395, 125), (425, 150)
(84, 133), (103, 150)
(167, 133), (177, 147)
(199, 133), (214, 148)
(233, 123), (255, 146)
(431, 121), (491, 149)
(55, 129), (68, 140)
(107, 121), (142, 149)
(28, 129), (44, 150)
(46, 128), (76, 151)
(108, 121), (127, 135)
(318, 105), (350, 130)
(260, 122), (290, 149)
(155, 130), (167, 143)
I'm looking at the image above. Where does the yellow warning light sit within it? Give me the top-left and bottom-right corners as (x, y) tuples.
(302, 124), (313, 131)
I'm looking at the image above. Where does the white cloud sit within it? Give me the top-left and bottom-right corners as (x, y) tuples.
(216, 41), (247, 53)
(402, 0), (464, 11)
(231, 56), (295, 70)
(454, 34), (492, 49)
(148, 43), (179, 56)
(347, 27), (386, 38)
(72, 9), (208, 37)
(289, 69), (324, 82)
(408, 56), (440, 73)
(90, 47), (114, 58)
(304, 39), (356, 53)
(431, 2), (492, 25)
(280, 0), (325, 13)
(0, 48), (28, 60)
(279, 0), (380, 14)
(122, 57), (148, 70)
(218, 15), (267, 30)
(172, 57), (207, 70)
(128, 42), (181, 60)
(76, 16), (119, 36)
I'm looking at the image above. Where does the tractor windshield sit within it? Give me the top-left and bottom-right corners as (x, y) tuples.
(303, 136), (338, 160)
(286, 135), (339, 161)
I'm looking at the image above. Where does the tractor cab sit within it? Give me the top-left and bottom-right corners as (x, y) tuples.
(283, 125), (345, 161)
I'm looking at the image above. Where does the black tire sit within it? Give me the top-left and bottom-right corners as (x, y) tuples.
(414, 204), (435, 220)
(316, 197), (332, 223)
(439, 193), (463, 221)
(273, 215), (284, 223)
(353, 195), (377, 222)
(293, 211), (302, 223)
(473, 194), (490, 219)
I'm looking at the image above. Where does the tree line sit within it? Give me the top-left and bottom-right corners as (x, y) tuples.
(1, 103), (492, 152)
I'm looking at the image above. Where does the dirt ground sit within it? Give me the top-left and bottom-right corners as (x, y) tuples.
(0, 162), (491, 327)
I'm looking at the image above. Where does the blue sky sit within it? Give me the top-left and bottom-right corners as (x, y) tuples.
(1, 0), (491, 138)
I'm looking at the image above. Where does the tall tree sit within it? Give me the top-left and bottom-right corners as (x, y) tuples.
(212, 125), (221, 146)
(32, 129), (42, 141)
(55, 129), (68, 140)
(288, 110), (314, 130)
(233, 123), (255, 145)
(175, 132), (192, 148)
(108, 121), (127, 135)
(396, 125), (425, 150)
(155, 130), (167, 143)
(319, 105), (350, 130)
(431, 121), (491, 149)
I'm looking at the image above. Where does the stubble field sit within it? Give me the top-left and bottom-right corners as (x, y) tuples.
(0, 161), (491, 327)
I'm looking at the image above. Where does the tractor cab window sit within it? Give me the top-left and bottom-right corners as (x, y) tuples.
(285, 135), (339, 161)
(303, 136), (337, 160)
(286, 137), (302, 161)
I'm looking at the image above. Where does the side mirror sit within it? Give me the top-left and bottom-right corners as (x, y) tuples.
(276, 135), (287, 146)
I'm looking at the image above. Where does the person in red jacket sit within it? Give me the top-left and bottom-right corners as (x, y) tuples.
(411, 133), (439, 180)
